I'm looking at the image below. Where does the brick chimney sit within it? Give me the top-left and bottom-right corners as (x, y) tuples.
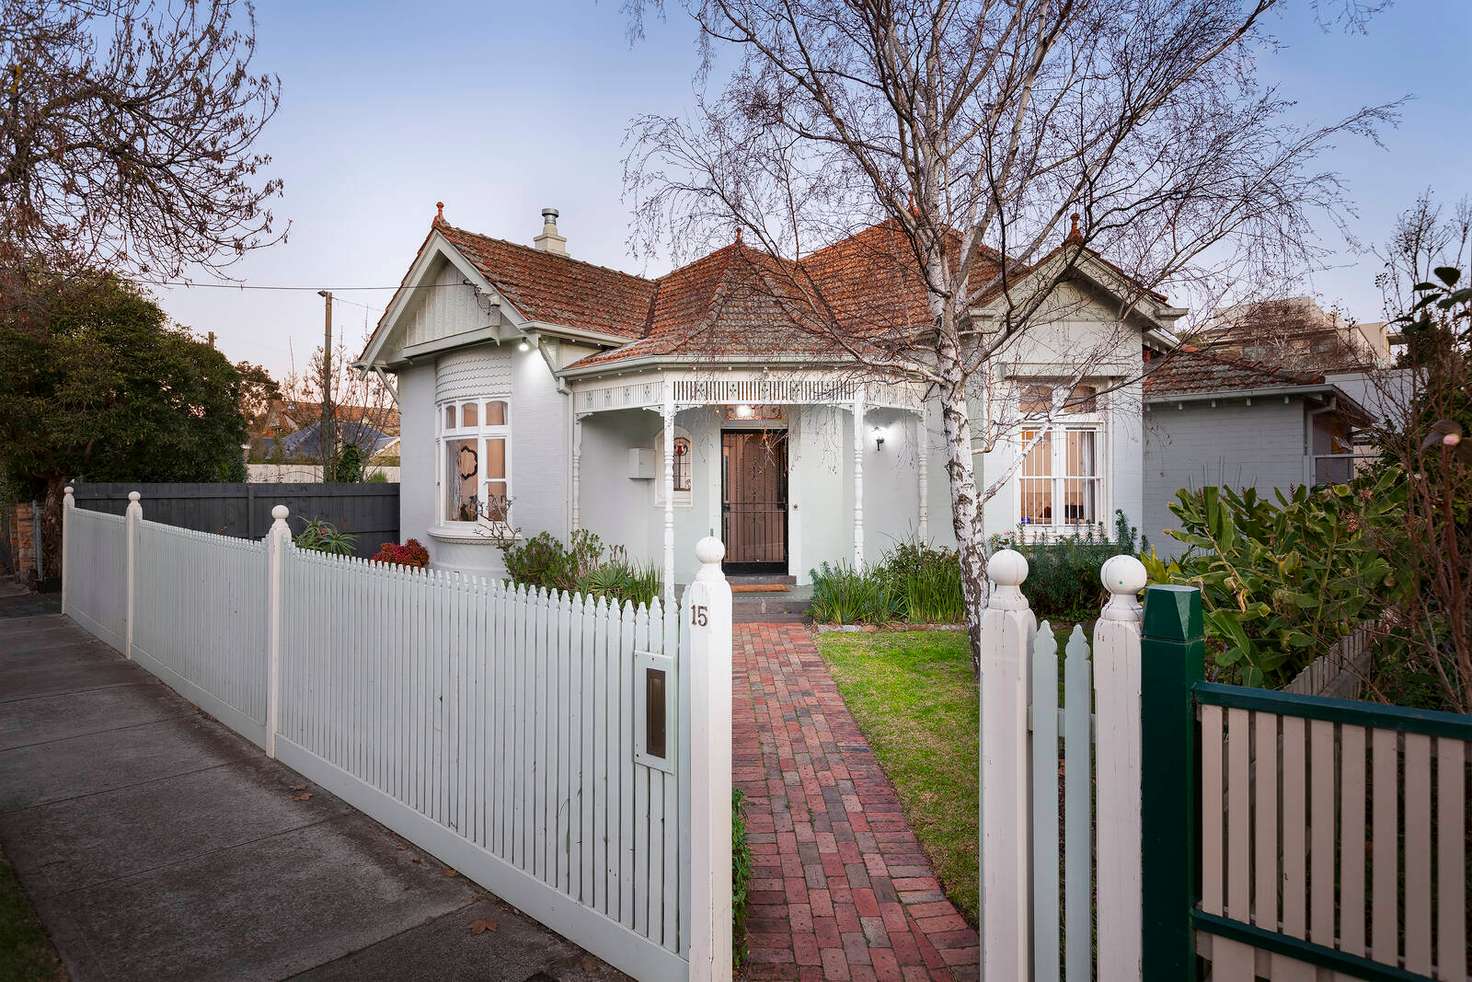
(534, 208), (567, 256)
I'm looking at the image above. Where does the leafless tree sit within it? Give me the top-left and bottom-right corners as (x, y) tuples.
(0, 0), (283, 283)
(281, 333), (397, 481)
(1368, 189), (1470, 323)
(624, 0), (1396, 668)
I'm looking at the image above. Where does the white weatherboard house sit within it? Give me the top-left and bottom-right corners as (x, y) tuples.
(356, 205), (1186, 588)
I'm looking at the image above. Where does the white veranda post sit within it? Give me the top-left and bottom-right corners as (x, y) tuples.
(661, 383), (676, 601)
(916, 410), (929, 542)
(978, 548), (1034, 980)
(852, 390), (865, 569)
(571, 415), (583, 532)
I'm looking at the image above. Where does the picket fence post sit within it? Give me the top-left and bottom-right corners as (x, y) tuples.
(978, 548), (1034, 981)
(264, 505), (291, 759)
(124, 491), (141, 659)
(687, 535), (733, 982)
(61, 486), (73, 615)
(1138, 584), (1204, 981)
(1093, 555), (1147, 979)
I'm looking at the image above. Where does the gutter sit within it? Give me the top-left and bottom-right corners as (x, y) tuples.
(1145, 383), (1341, 407)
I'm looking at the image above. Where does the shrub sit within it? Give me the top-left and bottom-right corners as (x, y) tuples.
(732, 788), (752, 969)
(809, 542), (964, 624)
(501, 530), (663, 607)
(809, 561), (903, 624)
(293, 518), (356, 556)
(992, 510), (1141, 622)
(371, 538), (429, 568)
(1143, 475), (1400, 687)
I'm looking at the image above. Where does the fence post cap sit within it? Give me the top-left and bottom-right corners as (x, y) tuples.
(1142, 584), (1203, 642)
(1099, 554), (1147, 621)
(127, 491), (141, 502)
(988, 548), (1028, 586)
(64, 485), (74, 496)
(694, 536), (725, 583)
(271, 505), (290, 521)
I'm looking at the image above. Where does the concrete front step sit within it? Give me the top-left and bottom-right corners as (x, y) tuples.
(724, 573), (797, 586)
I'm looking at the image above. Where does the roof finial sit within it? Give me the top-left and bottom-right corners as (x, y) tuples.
(435, 201), (445, 224)
(734, 227), (743, 245)
(1066, 211), (1082, 243)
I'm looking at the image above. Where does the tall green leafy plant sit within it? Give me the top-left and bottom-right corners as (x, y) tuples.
(1144, 474), (1402, 687)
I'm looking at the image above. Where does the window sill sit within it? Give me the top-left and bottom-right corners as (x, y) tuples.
(427, 525), (516, 545)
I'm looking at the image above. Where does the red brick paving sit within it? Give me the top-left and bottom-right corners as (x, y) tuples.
(734, 623), (979, 981)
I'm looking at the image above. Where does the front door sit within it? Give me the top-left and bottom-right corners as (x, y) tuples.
(721, 430), (788, 571)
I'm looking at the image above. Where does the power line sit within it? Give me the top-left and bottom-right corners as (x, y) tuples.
(142, 279), (461, 293)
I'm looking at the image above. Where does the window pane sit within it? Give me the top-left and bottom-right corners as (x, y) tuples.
(444, 404), (456, 430)
(484, 437), (506, 480)
(446, 438), (478, 521)
(485, 481), (509, 521)
(1019, 383), (1053, 416)
(1022, 430), (1052, 476)
(1065, 384), (1098, 414)
(484, 400), (507, 426)
(673, 436), (691, 492)
(1020, 478), (1052, 525)
(461, 401), (478, 427)
(1062, 477), (1097, 525)
(1065, 430), (1096, 477)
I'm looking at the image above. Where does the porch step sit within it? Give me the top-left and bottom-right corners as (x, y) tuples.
(725, 573), (797, 586)
(731, 585), (811, 624)
(730, 583), (790, 594)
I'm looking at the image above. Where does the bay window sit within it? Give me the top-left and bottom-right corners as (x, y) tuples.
(439, 398), (511, 525)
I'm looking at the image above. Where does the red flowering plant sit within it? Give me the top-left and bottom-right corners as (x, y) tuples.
(371, 538), (430, 569)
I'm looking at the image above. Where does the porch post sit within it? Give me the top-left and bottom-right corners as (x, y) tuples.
(571, 415), (583, 532)
(917, 409), (929, 542)
(662, 381), (676, 601)
(852, 389), (865, 569)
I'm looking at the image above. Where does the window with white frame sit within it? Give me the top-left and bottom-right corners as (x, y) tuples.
(653, 428), (694, 507)
(439, 398), (510, 524)
(1018, 426), (1102, 527)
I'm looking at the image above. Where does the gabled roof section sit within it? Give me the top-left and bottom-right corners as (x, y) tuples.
(1143, 345), (1321, 397)
(434, 221), (657, 339)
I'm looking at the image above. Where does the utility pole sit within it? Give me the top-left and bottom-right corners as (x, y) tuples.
(317, 291), (335, 482)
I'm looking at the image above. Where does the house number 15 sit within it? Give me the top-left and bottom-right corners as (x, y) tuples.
(691, 605), (708, 626)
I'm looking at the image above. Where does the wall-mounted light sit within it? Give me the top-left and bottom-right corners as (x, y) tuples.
(873, 425), (887, 451)
(517, 339), (530, 352)
(734, 403), (755, 419)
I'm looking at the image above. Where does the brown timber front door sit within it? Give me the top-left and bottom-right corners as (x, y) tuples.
(721, 430), (788, 570)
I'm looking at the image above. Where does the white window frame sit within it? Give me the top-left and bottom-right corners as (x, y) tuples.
(436, 397), (512, 528)
(653, 426), (695, 509)
(1015, 422), (1106, 532)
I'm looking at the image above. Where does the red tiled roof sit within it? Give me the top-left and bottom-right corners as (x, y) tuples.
(1143, 345), (1321, 397)
(436, 221), (657, 339)
(416, 214), (1166, 373)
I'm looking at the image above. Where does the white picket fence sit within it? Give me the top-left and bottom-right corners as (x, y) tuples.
(62, 503), (128, 650)
(978, 549), (1146, 981)
(61, 488), (734, 982)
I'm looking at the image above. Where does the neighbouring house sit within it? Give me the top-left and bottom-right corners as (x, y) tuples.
(1142, 345), (1372, 557)
(355, 204), (1185, 585)
(1197, 296), (1397, 371)
(249, 400), (401, 464)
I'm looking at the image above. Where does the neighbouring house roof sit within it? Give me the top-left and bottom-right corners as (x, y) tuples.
(282, 401), (400, 437)
(1143, 345), (1321, 398)
(253, 420), (398, 463)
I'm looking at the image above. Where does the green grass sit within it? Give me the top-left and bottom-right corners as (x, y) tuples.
(0, 846), (63, 982)
(816, 629), (980, 922)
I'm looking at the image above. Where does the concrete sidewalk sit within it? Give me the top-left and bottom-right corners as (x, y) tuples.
(0, 602), (624, 982)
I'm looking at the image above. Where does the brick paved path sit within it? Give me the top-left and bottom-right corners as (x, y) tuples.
(734, 624), (979, 981)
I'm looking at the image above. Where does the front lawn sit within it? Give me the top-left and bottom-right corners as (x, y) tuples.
(816, 629), (980, 921)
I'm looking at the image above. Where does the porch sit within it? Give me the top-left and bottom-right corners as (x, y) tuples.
(568, 371), (941, 594)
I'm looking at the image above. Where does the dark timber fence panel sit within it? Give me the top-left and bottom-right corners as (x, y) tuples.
(71, 483), (399, 559)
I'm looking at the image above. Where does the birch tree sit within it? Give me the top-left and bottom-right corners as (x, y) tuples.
(625, 0), (1395, 668)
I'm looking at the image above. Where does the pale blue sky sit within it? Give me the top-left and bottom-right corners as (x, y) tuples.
(153, 0), (1470, 377)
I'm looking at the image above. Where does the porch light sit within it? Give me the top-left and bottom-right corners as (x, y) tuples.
(518, 339), (530, 352)
(734, 403), (755, 419)
(873, 425), (887, 451)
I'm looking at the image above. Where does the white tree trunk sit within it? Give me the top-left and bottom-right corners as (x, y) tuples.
(937, 344), (991, 673)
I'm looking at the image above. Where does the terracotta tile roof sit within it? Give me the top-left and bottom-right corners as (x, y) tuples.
(1143, 345), (1322, 397)
(436, 220), (657, 339)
